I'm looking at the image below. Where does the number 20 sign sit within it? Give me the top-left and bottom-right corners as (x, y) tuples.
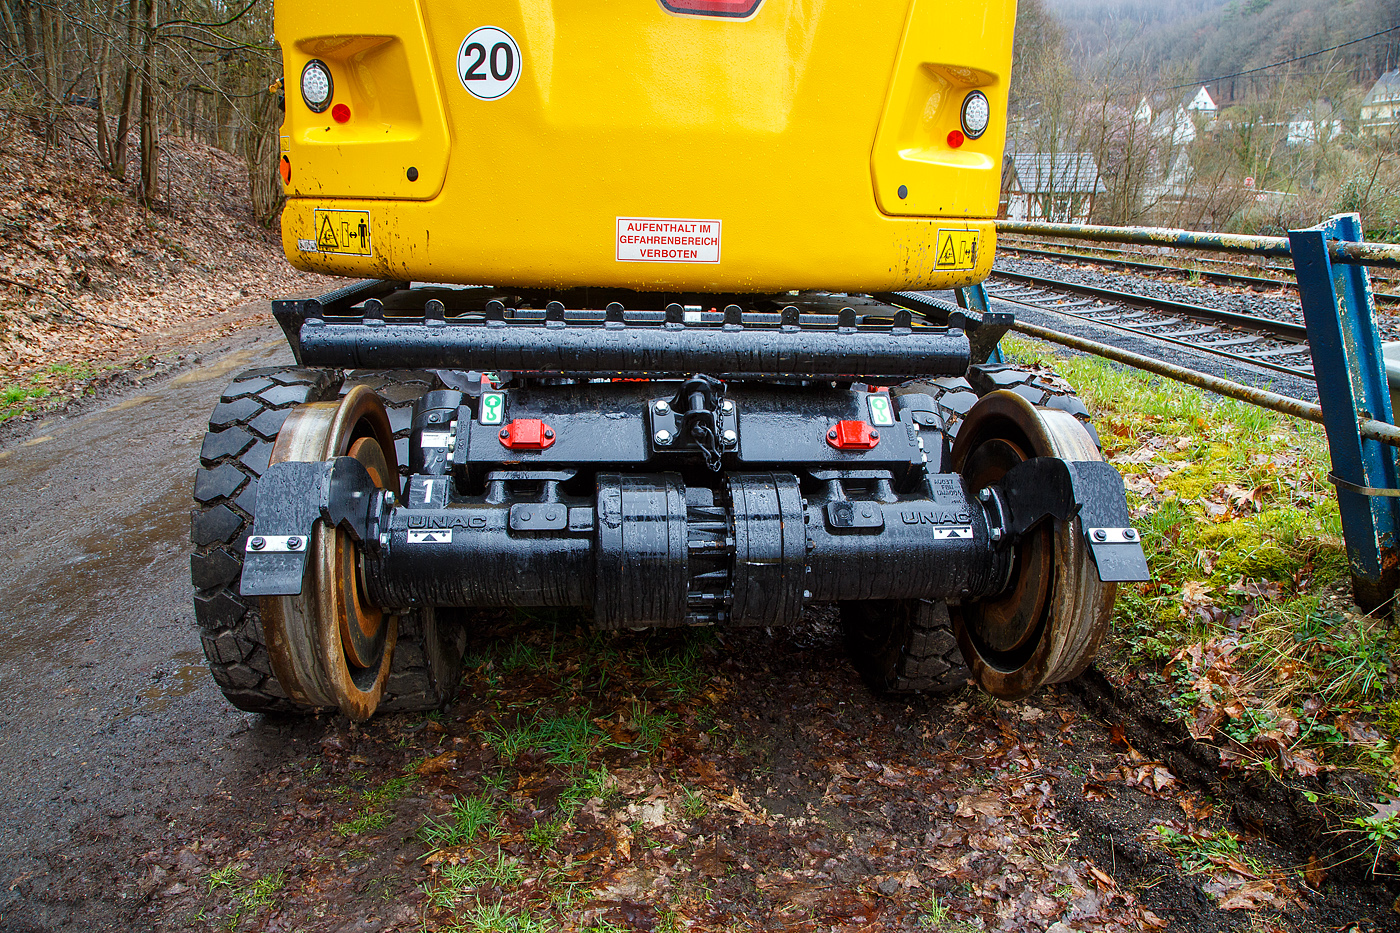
(458, 26), (522, 101)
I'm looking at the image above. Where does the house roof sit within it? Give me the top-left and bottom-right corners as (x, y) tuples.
(1364, 70), (1400, 106)
(1006, 153), (1106, 195)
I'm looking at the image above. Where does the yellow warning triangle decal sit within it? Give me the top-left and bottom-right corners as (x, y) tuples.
(317, 214), (339, 249)
(937, 233), (957, 266)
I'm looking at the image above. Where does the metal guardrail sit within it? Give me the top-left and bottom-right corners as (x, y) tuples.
(984, 213), (1400, 611)
(998, 219), (1400, 269)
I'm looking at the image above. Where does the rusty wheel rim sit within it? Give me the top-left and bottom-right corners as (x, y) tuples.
(949, 390), (1115, 700)
(261, 386), (399, 719)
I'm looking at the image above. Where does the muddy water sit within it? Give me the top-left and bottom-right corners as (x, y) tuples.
(0, 327), (314, 926)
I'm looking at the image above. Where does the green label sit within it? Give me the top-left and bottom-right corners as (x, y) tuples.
(867, 394), (894, 427)
(480, 392), (504, 425)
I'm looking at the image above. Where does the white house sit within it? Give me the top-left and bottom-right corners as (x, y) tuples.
(1361, 70), (1400, 136)
(1287, 101), (1343, 145)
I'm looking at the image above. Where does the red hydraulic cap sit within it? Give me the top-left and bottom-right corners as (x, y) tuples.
(498, 419), (556, 450)
(827, 420), (880, 450)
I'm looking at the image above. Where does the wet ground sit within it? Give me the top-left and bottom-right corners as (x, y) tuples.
(1, 320), (1397, 932)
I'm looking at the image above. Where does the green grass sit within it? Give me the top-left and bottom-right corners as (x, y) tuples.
(421, 794), (501, 853)
(487, 710), (612, 765)
(440, 903), (556, 933)
(424, 850), (525, 909)
(334, 809), (395, 837)
(1002, 337), (1396, 785)
(206, 864), (285, 929)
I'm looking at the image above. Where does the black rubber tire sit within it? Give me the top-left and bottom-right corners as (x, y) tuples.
(842, 599), (970, 694)
(842, 361), (1099, 695)
(191, 367), (466, 715)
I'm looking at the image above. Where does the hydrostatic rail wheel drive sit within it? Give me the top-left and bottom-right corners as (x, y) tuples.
(191, 0), (1150, 719)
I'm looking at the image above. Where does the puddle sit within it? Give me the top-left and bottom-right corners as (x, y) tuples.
(169, 343), (271, 387)
(0, 482), (193, 663)
(117, 650), (209, 717)
(106, 394), (156, 412)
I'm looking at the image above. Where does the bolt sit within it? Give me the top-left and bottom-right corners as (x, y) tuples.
(860, 505), (874, 519)
(978, 488), (992, 502)
(870, 431), (879, 441)
(1094, 528), (1108, 541)
(1124, 528), (1137, 541)
(722, 429), (737, 445)
(521, 509), (533, 521)
(383, 491), (396, 507)
(828, 429), (838, 439)
(721, 399), (734, 413)
(655, 430), (672, 445)
(249, 536), (266, 550)
(545, 509), (558, 522)
(428, 412), (440, 423)
(380, 532), (390, 548)
(287, 536), (302, 551)
(544, 428), (554, 439)
(654, 400), (670, 415)
(499, 429), (510, 440)
(990, 528), (1003, 543)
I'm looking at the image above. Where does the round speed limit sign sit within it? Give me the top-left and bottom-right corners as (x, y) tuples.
(457, 26), (522, 101)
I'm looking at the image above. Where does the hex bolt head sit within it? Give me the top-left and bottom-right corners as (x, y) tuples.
(722, 429), (738, 445)
(1124, 528), (1137, 540)
(287, 536), (302, 551)
(655, 430), (672, 445)
(654, 400), (670, 414)
(383, 491), (396, 506)
(990, 528), (1003, 543)
(978, 488), (992, 502)
(249, 536), (266, 550)
(379, 532), (390, 548)
(870, 431), (879, 441)
(721, 400), (734, 413)
(1094, 528), (1108, 541)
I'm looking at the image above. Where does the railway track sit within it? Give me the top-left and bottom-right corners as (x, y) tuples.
(985, 268), (1318, 381)
(999, 240), (1400, 304)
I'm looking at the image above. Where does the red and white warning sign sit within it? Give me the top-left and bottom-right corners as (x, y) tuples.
(616, 217), (721, 264)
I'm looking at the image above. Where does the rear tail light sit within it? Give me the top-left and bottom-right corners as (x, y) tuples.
(659, 0), (764, 18)
(300, 59), (333, 113)
(961, 90), (991, 139)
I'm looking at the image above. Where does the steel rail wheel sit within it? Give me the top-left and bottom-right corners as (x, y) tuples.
(261, 385), (399, 720)
(948, 390), (1114, 700)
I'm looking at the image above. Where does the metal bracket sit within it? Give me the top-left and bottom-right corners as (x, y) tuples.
(241, 457), (388, 597)
(993, 457), (1150, 583)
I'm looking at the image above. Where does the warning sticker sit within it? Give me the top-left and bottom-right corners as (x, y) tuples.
(617, 217), (721, 264)
(408, 529), (453, 545)
(935, 229), (980, 270)
(312, 209), (372, 257)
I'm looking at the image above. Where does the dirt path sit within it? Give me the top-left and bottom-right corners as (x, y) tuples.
(0, 321), (1396, 933)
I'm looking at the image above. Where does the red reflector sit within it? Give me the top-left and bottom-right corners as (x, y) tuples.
(659, 0), (764, 18)
(332, 103), (351, 123)
(498, 419), (556, 450)
(827, 420), (880, 450)
(947, 129), (965, 149)
(279, 156), (291, 184)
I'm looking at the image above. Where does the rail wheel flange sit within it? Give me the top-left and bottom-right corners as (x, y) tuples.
(949, 389), (1115, 700)
(261, 385), (399, 720)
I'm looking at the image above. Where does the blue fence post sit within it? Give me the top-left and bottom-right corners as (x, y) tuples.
(955, 283), (1006, 364)
(1289, 213), (1400, 612)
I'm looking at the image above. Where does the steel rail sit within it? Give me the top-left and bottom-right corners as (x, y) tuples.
(998, 219), (1400, 269)
(989, 289), (1316, 382)
(1000, 316), (1400, 447)
(991, 269), (1309, 341)
(999, 243), (1400, 303)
